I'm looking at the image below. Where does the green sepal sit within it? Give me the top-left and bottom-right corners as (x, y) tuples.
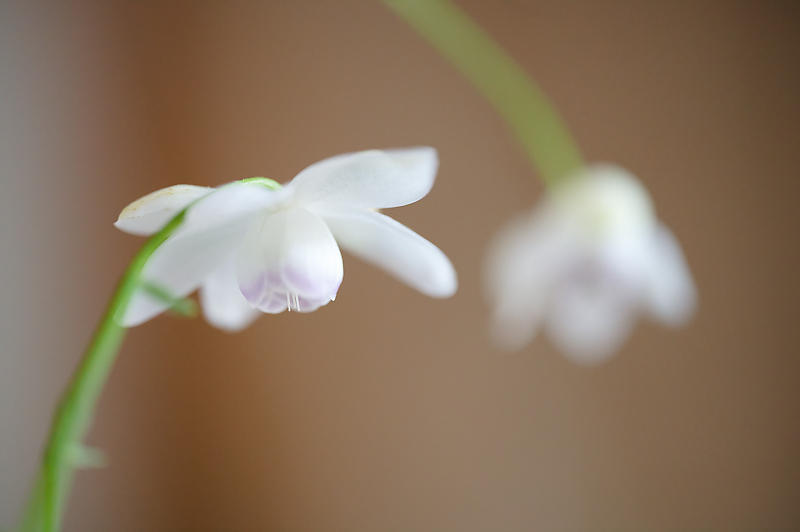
(239, 176), (282, 190)
(139, 281), (198, 318)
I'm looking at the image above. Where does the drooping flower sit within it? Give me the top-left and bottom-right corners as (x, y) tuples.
(485, 164), (696, 363)
(115, 148), (457, 330)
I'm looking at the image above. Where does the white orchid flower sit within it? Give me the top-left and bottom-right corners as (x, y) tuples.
(115, 148), (457, 331)
(485, 164), (696, 363)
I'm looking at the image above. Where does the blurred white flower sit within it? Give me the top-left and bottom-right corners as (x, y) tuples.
(115, 148), (457, 330)
(485, 164), (695, 363)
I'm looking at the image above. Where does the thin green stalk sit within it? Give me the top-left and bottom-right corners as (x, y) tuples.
(19, 472), (44, 531)
(19, 178), (280, 532)
(382, 0), (583, 186)
(20, 210), (187, 532)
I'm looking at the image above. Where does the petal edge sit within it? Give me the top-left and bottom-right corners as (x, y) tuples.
(115, 185), (212, 236)
(321, 208), (457, 298)
(290, 147), (438, 209)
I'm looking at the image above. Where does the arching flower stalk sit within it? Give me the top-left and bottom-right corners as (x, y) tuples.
(382, 0), (696, 363)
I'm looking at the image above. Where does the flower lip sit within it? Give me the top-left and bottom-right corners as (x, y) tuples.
(235, 207), (344, 313)
(239, 269), (341, 313)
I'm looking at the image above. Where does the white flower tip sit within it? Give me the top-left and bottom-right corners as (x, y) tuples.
(396, 146), (439, 201)
(114, 211), (150, 236)
(490, 319), (535, 352)
(113, 214), (150, 235)
(205, 315), (255, 333)
(425, 258), (458, 298)
(388, 145), (438, 177)
(566, 352), (618, 366)
(114, 184), (212, 236)
(657, 282), (698, 328)
(113, 217), (129, 231)
(660, 266), (697, 328)
(645, 224), (697, 328)
(400, 239), (457, 299)
(544, 304), (626, 364)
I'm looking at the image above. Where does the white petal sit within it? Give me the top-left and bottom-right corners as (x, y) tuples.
(200, 258), (260, 331)
(179, 182), (287, 237)
(121, 218), (254, 326)
(114, 185), (212, 235)
(120, 183), (284, 326)
(545, 267), (639, 364)
(644, 224), (696, 326)
(484, 207), (578, 350)
(289, 147), (438, 209)
(320, 208), (456, 298)
(236, 208), (343, 313)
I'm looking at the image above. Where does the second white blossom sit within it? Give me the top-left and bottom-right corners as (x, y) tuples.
(485, 164), (696, 363)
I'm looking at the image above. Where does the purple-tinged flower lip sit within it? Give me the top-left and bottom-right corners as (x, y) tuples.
(281, 265), (341, 300)
(239, 274), (267, 306)
(235, 206), (344, 315)
(238, 268), (341, 314)
(256, 290), (289, 314)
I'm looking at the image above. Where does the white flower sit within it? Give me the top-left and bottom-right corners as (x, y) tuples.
(485, 164), (696, 363)
(115, 148), (457, 330)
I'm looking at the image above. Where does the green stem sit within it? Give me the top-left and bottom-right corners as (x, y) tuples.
(381, 0), (583, 186)
(20, 211), (187, 532)
(19, 471), (44, 532)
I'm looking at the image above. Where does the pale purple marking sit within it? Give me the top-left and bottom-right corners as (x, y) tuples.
(239, 274), (266, 305)
(238, 266), (341, 315)
(282, 266), (341, 298)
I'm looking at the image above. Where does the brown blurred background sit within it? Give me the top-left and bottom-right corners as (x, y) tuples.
(2, 1), (799, 530)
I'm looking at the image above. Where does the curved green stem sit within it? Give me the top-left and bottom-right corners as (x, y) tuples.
(19, 211), (187, 532)
(19, 179), (281, 532)
(382, 0), (583, 187)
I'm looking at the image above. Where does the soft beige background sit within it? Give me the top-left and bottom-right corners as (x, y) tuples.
(2, 1), (798, 530)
